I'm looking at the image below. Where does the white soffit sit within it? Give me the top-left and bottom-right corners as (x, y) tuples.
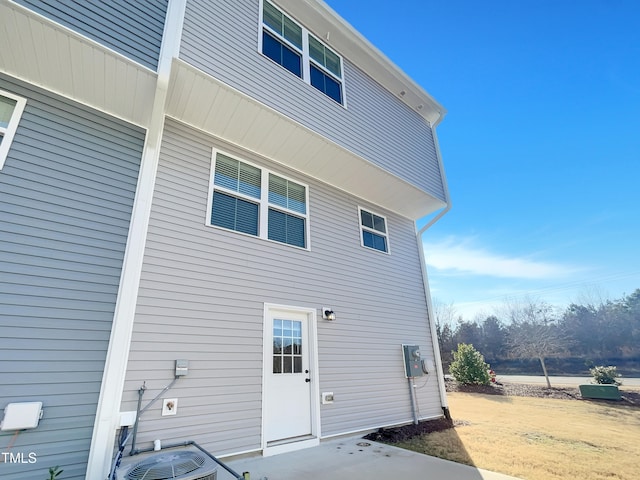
(0, 1), (156, 128)
(166, 60), (446, 220)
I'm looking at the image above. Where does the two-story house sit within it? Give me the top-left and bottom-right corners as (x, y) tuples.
(0, 1), (451, 479)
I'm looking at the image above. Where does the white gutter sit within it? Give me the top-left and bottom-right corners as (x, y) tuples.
(85, 1), (187, 478)
(416, 125), (452, 416)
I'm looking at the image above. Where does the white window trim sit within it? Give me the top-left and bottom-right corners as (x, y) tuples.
(358, 206), (391, 254)
(258, 0), (347, 107)
(0, 90), (27, 170)
(206, 148), (311, 250)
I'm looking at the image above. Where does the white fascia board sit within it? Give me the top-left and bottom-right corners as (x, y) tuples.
(275, 0), (446, 125)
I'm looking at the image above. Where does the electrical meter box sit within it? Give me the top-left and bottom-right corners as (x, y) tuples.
(402, 345), (424, 378)
(175, 359), (189, 377)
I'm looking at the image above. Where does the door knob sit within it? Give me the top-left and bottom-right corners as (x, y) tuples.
(305, 378), (311, 383)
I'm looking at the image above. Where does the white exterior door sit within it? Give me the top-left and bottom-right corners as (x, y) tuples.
(263, 305), (319, 454)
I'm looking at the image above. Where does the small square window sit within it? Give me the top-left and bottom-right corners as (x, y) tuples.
(359, 207), (389, 253)
(0, 91), (27, 170)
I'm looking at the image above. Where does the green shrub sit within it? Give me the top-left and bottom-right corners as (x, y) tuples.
(449, 343), (491, 385)
(590, 365), (621, 385)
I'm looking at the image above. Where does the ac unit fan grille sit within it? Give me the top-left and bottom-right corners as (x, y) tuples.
(124, 451), (216, 480)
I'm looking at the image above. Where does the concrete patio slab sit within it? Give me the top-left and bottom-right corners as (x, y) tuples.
(226, 436), (521, 480)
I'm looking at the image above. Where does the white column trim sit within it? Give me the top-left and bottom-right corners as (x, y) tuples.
(85, 1), (187, 478)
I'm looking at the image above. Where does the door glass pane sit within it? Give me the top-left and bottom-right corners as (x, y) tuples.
(292, 338), (301, 355)
(273, 337), (282, 354)
(283, 356), (293, 373)
(273, 356), (282, 374)
(283, 337), (292, 354)
(273, 319), (303, 375)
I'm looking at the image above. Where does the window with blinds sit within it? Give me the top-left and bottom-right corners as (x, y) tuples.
(268, 173), (306, 248)
(208, 151), (309, 249)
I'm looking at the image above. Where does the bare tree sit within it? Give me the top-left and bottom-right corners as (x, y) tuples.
(431, 299), (459, 367)
(432, 298), (458, 329)
(503, 296), (565, 388)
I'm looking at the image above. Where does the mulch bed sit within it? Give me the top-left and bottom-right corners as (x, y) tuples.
(364, 379), (640, 444)
(446, 378), (640, 405)
(364, 416), (454, 443)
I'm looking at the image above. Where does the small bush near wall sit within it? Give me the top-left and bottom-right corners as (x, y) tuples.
(449, 343), (491, 386)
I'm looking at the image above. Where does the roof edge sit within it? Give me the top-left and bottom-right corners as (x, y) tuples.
(276, 0), (446, 124)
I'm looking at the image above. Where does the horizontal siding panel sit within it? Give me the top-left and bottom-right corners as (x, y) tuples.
(1, 184), (134, 225)
(1, 215), (128, 251)
(0, 347), (109, 362)
(0, 262), (121, 294)
(2, 382), (101, 397)
(7, 360), (107, 374)
(0, 240), (125, 269)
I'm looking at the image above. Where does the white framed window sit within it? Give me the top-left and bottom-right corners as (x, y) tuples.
(358, 207), (389, 254)
(259, 0), (344, 105)
(0, 90), (27, 170)
(207, 150), (310, 249)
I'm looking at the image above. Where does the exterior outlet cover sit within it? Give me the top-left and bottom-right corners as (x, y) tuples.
(162, 398), (178, 416)
(321, 392), (334, 404)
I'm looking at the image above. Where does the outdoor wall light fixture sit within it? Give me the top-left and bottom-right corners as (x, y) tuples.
(322, 308), (336, 321)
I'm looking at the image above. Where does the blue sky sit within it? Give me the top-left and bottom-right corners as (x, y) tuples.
(326, 0), (640, 319)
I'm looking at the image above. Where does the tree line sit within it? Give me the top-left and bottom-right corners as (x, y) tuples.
(435, 289), (640, 377)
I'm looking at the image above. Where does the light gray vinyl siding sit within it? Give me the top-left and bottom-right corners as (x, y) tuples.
(179, 0), (445, 202)
(0, 75), (144, 480)
(13, 0), (169, 70)
(121, 120), (442, 457)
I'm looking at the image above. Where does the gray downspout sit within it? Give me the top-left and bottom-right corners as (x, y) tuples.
(417, 121), (452, 420)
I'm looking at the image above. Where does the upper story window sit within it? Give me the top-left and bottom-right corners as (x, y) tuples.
(0, 90), (27, 170)
(208, 151), (309, 249)
(260, 1), (344, 105)
(359, 207), (389, 253)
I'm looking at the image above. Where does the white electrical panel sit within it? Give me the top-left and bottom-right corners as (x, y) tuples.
(1, 402), (43, 431)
